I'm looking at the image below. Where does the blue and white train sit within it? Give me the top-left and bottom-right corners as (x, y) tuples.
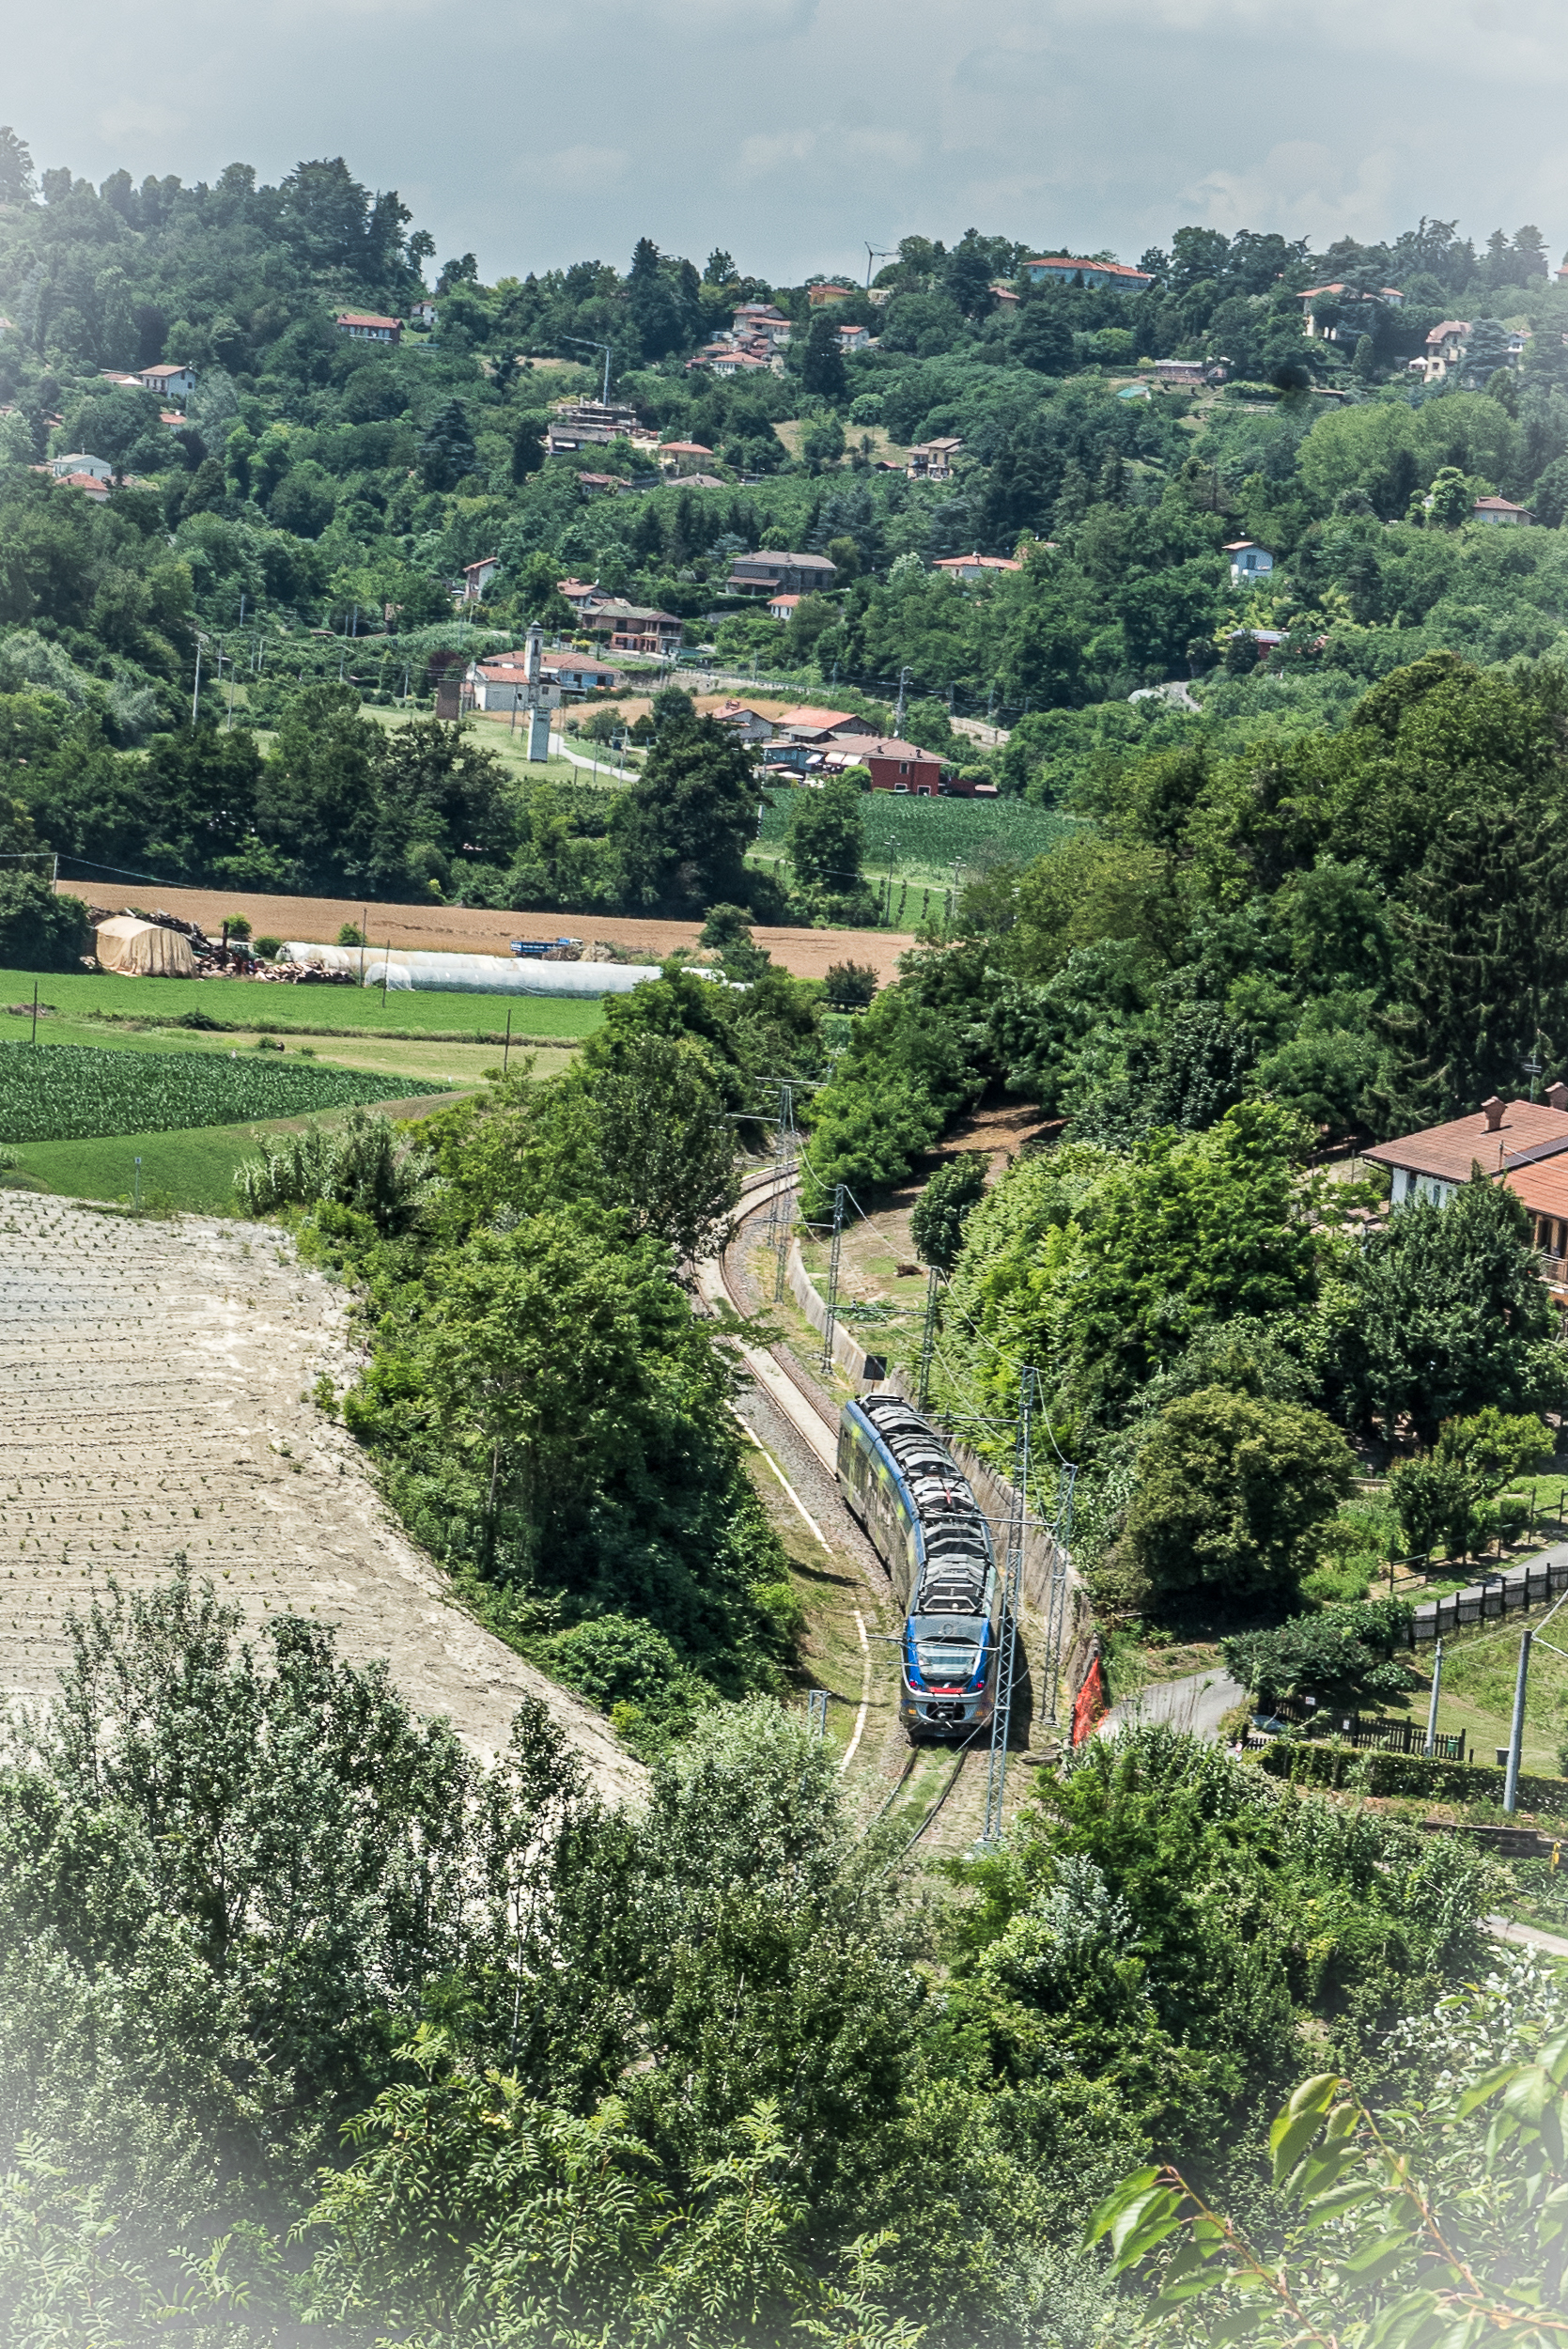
(836, 1393), (999, 1743)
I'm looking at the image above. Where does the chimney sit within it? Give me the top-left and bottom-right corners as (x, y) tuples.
(1482, 1095), (1505, 1131)
(1548, 1081), (1568, 1114)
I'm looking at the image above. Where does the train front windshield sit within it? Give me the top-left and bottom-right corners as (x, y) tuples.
(907, 1614), (988, 1692)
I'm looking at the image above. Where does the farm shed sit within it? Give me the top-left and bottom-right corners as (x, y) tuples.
(94, 917), (197, 977)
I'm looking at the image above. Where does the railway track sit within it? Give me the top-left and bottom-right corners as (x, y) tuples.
(696, 1165), (837, 1467)
(700, 1162), (980, 1854)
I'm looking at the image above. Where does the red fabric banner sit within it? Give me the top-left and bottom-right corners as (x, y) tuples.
(1072, 1655), (1107, 1747)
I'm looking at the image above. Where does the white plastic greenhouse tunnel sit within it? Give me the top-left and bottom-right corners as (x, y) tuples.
(277, 944), (689, 996)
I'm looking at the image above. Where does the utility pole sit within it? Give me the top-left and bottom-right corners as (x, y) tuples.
(565, 336), (614, 407)
(982, 1366), (1034, 1846)
(916, 1263), (940, 1410)
(191, 634), (203, 724)
(818, 1181), (846, 1376)
(1503, 1629), (1532, 1813)
(767, 1082), (796, 1304)
(1424, 1638), (1445, 1754)
(1039, 1464), (1075, 1730)
(894, 664), (911, 736)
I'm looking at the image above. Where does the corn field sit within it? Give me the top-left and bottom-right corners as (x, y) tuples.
(754, 791), (1082, 893)
(0, 1044), (448, 1143)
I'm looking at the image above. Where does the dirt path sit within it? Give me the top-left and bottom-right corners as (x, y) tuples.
(0, 1195), (643, 1806)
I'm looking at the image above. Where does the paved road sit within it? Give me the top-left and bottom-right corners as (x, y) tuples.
(1484, 1913), (1568, 1958)
(1100, 1663), (1248, 1743)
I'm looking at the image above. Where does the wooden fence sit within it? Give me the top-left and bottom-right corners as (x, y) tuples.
(1270, 1695), (1466, 1760)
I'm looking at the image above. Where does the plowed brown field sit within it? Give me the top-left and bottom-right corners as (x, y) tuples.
(60, 882), (915, 986)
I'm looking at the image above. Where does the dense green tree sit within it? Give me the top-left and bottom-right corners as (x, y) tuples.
(0, 870), (90, 968)
(1014, 303), (1075, 374)
(416, 397), (478, 491)
(580, 1032), (740, 1259)
(799, 312), (848, 401)
(910, 1151), (987, 1270)
(784, 770), (865, 904)
(1221, 1598), (1417, 1709)
(612, 710), (760, 913)
(1339, 1174), (1567, 1443)
(254, 683), (379, 891)
(1124, 1384), (1356, 1607)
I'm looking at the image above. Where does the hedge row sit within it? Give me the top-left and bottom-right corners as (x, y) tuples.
(1255, 1739), (1568, 1814)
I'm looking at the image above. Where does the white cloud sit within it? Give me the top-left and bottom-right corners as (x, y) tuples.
(737, 130), (819, 179)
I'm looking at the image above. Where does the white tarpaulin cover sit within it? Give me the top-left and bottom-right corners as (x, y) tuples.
(94, 917), (196, 977)
(277, 943), (666, 996)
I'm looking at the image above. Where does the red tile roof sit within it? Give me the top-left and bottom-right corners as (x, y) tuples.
(932, 551), (1021, 572)
(775, 705), (864, 733)
(1027, 257), (1152, 281)
(853, 738), (944, 763)
(1365, 1099), (1568, 1184)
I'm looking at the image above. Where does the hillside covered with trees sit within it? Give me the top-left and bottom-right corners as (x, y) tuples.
(3, 128), (1568, 886)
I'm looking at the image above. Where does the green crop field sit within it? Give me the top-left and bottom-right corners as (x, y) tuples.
(0, 969), (604, 1042)
(752, 790), (1084, 898)
(0, 1042), (452, 1144)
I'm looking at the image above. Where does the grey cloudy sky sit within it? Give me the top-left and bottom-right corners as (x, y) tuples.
(10, 0), (1568, 283)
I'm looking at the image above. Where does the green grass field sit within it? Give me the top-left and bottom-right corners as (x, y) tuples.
(0, 969), (604, 1042)
(6, 1095), (450, 1217)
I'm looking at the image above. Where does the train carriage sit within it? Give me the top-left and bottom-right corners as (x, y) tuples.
(837, 1393), (999, 1743)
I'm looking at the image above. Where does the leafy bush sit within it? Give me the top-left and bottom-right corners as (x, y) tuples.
(1389, 1407), (1556, 1561)
(822, 960), (877, 1010)
(1090, 2019), (1568, 2346)
(1221, 1598), (1417, 1711)
(911, 1151), (987, 1271)
(0, 874), (91, 972)
(234, 1106), (429, 1231)
(1388, 1452), (1483, 1562)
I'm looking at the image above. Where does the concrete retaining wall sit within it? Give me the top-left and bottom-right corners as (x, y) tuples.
(786, 1237), (889, 1386)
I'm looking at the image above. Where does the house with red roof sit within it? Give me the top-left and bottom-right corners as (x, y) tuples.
(1364, 1084), (1568, 1305)
(732, 303), (792, 347)
(1473, 495), (1533, 526)
(774, 706), (878, 744)
(137, 360), (196, 400)
(932, 551), (1021, 583)
(335, 312), (402, 345)
(768, 592), (804, 621)
(543, 650), (622, 694)
(824, 737), (949, 794)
